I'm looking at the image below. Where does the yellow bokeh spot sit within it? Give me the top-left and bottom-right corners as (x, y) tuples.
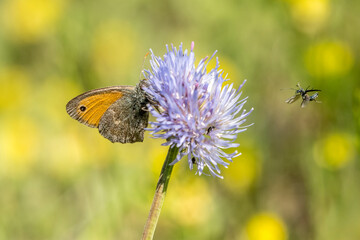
(38, 76), (82, 125)
(289, 0), (329, 34)
(46, 132), (83, 172)
(313, 132), (355, 170)
(45, 130), (87, 178)
(304, 41), (354, 78)
(0, 67), (31, 111)
(244, 212), (288, 240)
(91, 20), (138, 82)
(82, 134), (115, 166)
(166, 178), (213, 226)
(223, 150), (261, 193)
(38, 76), (117, 176)
(149, 143), (169, 176)
(206, 56), (243, 86)
(1, 0), (64, 42)
(0, 116), (40, 177)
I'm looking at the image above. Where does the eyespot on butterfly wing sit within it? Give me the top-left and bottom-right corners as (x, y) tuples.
(66, 86), (134, 128)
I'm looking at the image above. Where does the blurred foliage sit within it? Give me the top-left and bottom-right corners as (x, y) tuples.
(0, 0), (359, 239)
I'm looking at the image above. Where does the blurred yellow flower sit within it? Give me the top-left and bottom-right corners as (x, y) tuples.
(91, 20), (139, 82)
(1, 0), (64, 42)
(289, 0), (329, 34)
(0, 67), (31, 111)
(149, 142), (169, 176)
(206, 55), (243, 86)
(38, 76), (82, 125)
(112, 135), (152, 166)
(304, 41), (354, 79)
(0, 116), (40, 177)
(243, 212), (288, 240)
(223, 149), (261, 193)
(45, 130), (86, 178)
(46, 128), (118, 179)
(165, 178), (213, 226)
(313, 132), (355, 170)
(45, 127), (119, 179)
(37, 76), (118, 176)
(0, 67), (37, 177)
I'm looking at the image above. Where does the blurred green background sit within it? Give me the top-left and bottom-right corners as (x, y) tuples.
(0, 0), (359, 239)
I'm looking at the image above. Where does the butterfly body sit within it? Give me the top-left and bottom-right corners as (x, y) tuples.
(66, 81), (149, 143)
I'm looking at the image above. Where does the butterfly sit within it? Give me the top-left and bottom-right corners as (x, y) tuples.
(66, 80), (150, 143)
(285, 83), (321, 108)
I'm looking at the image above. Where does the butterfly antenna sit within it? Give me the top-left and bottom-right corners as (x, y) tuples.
(139, 52), (150, 80)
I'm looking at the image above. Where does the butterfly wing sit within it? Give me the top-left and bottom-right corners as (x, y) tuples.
(66, 86), (134, 128)
(98, 89), (149, 143)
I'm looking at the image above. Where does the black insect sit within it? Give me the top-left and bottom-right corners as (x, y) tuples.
(205, 126), (216, 135)
(285, 83), (321, 108)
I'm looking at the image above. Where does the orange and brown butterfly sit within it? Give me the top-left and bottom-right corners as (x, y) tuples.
(66, 80), (150, 143)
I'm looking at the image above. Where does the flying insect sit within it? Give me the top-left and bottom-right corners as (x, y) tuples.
(300, 92), (321, 108)
(285, 83), (321, 108)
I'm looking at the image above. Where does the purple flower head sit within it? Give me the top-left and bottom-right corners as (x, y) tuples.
(143, 42), (253, 178)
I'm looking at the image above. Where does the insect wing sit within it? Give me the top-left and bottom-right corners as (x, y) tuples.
(66, 86), (134, 128)
(285, 94), (301, 104)
(301, 94), (310, 108)
(98, 89), (149, 143)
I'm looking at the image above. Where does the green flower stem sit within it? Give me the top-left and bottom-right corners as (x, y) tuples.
(142, 146), (179, 240)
